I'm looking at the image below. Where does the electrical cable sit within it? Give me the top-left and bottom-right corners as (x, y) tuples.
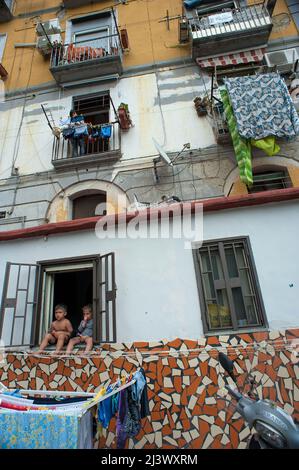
(4, 337), (298, 359)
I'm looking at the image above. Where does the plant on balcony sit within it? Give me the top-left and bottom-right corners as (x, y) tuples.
(118, 102), (132, 130)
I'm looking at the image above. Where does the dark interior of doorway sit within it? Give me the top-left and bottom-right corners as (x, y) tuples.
(53, 269), (93, 334)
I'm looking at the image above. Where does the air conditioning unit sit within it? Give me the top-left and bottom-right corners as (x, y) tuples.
(264, 48), (299, 73)
(36, 19), (61, 36)
(36, 34), (62, 56)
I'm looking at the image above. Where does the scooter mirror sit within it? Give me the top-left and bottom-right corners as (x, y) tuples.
(218, 352), (235, 377)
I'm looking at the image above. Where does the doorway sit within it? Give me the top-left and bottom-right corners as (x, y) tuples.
(53, 269), (93, 333)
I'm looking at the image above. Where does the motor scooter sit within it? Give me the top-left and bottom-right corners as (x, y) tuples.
(218, 351), (299, 449)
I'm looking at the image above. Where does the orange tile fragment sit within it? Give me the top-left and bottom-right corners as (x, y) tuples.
(167, 338), (182, 349)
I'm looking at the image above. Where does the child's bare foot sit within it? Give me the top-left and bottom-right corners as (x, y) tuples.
(51, 350), (63, 356)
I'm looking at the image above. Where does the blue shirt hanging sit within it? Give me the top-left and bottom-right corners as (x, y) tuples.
(100, 125), (112, 139)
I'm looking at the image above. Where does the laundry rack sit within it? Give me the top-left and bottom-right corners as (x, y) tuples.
(0, 378), (136, 449)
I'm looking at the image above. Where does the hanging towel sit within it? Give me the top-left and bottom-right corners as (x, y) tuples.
(124, 387), (141, 438)
(223, 73), (299, 140)
(220, 88), (253, 187)
(73, 124), (88, 138)
(131, 370), (146, 404)
(98, 386), (113, 429)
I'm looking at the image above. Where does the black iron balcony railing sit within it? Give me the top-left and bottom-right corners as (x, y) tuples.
(52, 121), (121, 168)
(49, 32), (123, 84)
(190, 4), (272, 39)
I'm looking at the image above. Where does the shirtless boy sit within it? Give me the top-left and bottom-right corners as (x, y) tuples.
(37, 304), (73, 354)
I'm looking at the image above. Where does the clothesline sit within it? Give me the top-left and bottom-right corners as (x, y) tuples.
(19, 389), (96, 398)
(4, 338), (296, 359)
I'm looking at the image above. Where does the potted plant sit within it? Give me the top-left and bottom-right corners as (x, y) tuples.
(193, 96), (210, 117)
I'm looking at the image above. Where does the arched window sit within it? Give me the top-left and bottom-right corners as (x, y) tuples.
(72, 191), (106, 220)
(248, 166), (292, 194)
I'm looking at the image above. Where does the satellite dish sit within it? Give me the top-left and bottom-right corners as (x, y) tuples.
(272, 13), (291, 32)
(152, 138), (173, 166)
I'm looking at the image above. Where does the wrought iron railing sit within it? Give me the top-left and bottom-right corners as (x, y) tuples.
(190, 4), (271, 38)
(52, 121), (121, 163)
(50, 33), (122, 68)
(208, 104), (231, 144)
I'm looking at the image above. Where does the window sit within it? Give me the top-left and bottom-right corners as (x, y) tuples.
(0, 254), (116, 348)
(0, 34), (7, 61)
(72, 192), (107, 219)
(74, 26), (110, 52)
(69, 11), (113, 51)
(73, 92), (110, 125)
(0, 211), (6, 219)
(248, 168), (291, 194)
(193, 237), (267, 333)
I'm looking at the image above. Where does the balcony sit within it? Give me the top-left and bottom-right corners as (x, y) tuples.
(50, 33), (123, 85)
(189, 4), (272, 59)
(63, 0), (105, 7)
(0, 0), (13, 22)
(52, 121), (121, 170)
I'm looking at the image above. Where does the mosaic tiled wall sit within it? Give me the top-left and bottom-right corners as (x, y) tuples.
(0, 329), (298, 449)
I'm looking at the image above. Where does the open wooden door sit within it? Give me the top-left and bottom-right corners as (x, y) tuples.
(0, 262), (40, 347)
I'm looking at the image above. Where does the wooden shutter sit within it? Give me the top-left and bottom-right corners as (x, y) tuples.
(0, 262), (40, 347)
(120, 28), (129, 50)
(94, 253), (117, 343)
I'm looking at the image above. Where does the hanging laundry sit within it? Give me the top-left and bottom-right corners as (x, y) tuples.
(220, 88), (253, 187)
(131, 369), (146, 403)
(124, 386), (141, 438)
(0, 408), (93, 449)
(223, 73), (299, 140)
(98, 385), (114, 429)
(116, 388), (129, 449)
(100, 125), (112, 139)
(139, 368), (150, 419)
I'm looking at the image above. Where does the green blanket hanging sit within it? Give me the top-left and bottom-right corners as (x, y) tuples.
(220, 88), (253, 187)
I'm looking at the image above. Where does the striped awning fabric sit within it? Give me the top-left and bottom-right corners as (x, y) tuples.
(196, 48), (266, 68)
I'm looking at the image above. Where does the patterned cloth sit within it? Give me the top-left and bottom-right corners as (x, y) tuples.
(220, 89), (253, 186)
(0, 409), (92, 449)
(223, 74), (299, 139)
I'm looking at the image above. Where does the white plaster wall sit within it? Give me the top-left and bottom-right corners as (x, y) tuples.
(0, 67), (215, 176)
(0, 200), (298, 343)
